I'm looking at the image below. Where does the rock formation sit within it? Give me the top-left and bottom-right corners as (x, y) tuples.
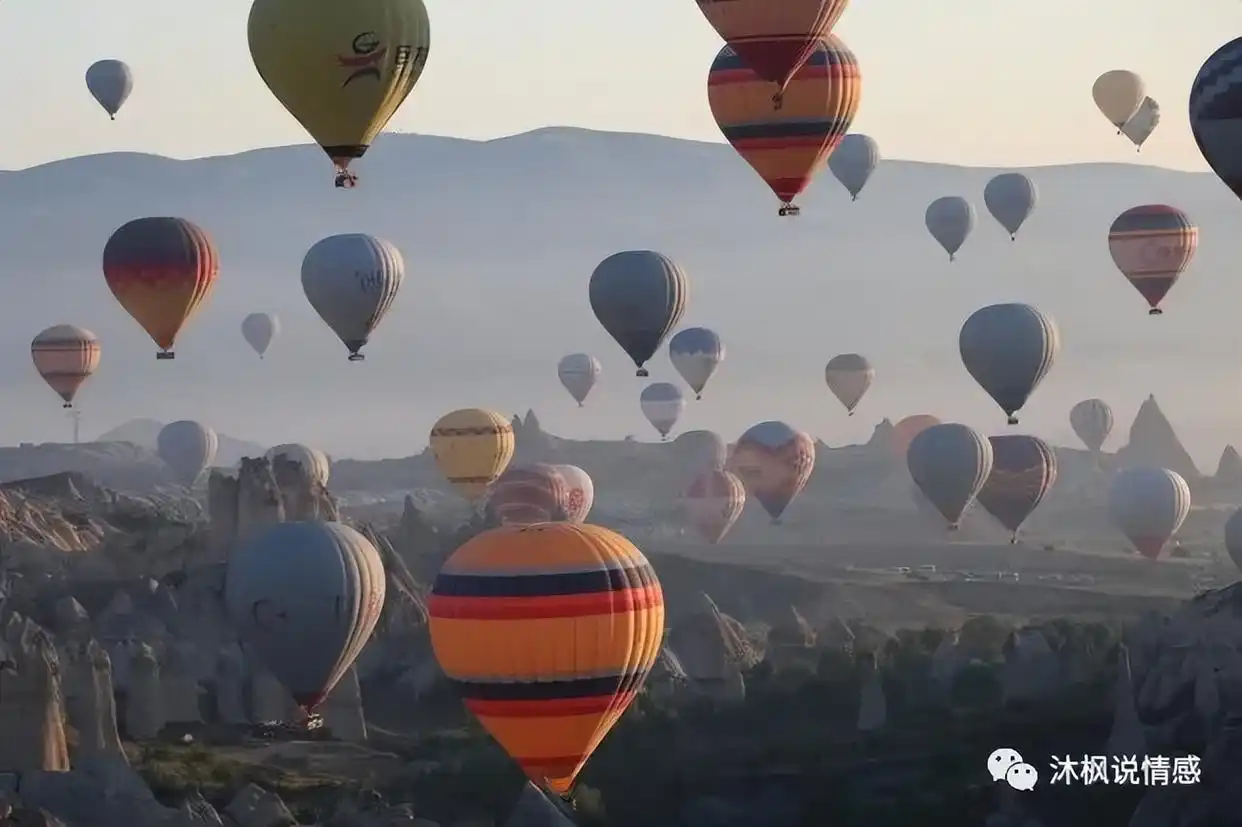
(1106, 643), (1146, 758)
(856, 651), (886, 731)
(667, 593), (756, 702)
(1216, 445), (1242, 486)
(125, 643), (163, 740)
(1000, 629), (1059, 704)
(59, 639), (125, 763)
(208, 455), (338, 558)
(0, 614), (69, 772)
(1116, 395), (1199, 481)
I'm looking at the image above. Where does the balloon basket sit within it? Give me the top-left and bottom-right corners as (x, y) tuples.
(334, 172), (358, 188)
(1148, 308), (1162, 316)
(777, 204), (800, 217)
(348, 353), (365, 362)
(636, 368), (649, 377)
(1007, 416), (1018, 425)
(156, 351), (175, 360)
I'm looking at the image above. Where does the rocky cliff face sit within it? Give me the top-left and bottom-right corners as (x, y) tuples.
(1216, 445), (1242, 486)
(1116, 395), (1200, 481)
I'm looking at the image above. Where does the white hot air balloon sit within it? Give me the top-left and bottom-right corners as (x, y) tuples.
(224, 521), (386, 710)
(1120, 97), (1160, 151)
(242, 313), (280, 359)
(640, 382), (685, 441)
(301, 234), (404, 361)
(157, 420), (218, 487)
(925, 196), (976, 261)
(553, 464), (595, 523)
(266, 443), (331, 487)
(85, 59), (133, 120)
(1093, 70), (1146, 132)
(1108, 467), (1191, 559)
(557, 353), (601, 407)
(31, 325), (101, 408)
(668, 327), (725, 400)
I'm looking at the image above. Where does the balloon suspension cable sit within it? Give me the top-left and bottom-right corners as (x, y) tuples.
(1148, 308), (1162, 316)
(156, 350), (175, 360)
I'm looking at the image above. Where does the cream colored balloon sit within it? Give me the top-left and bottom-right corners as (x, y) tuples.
(1092, 70), (1145, 130)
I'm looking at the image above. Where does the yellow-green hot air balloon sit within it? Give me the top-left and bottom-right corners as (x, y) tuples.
(248, 0), (431, 187)
(430, 409), (516, 502)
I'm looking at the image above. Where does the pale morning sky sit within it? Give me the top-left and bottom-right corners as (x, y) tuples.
(1, 0), (1236, 171)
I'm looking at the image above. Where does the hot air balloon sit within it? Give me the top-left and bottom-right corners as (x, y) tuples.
(827, 133), (879, 200)
(429, 409), (515, 502)
(157, 420), (218, 487)
(242, 313), (280, 359)
(247, 0), (431, 187)
(925, 197), (975, 261)
(302, 234), (404, 359)
(695, 0), (847, 99)
(890, 414), (940, 460)
(266, 443), (331, 486)
(640, 382), (686, 440)
(1109, 467), (1191, 558)
(557, 353), (600, 407)
(1121, 97), (1160, 151)
(682, 468), (746, 544)
(959, 303), (1060, 425)
(1070, 399), (1113, 452)
(708, 38), (861, 216)
(30, 325), (100, 409)
(552, 465), (594, 523)
(672, 430), (728, 475)
(824, 353), (873, 415)
(1191, 39), (1242, 202)
(976, 435), (1057, 543)
(1093, 70), (1145, 132)
(485, 464), (569, 525)
(225, 521), (385, 709)
(669, 327), (724, 400)
(85, 60), (132, 120)
(428, 523), (664, 795)
(983, 173), (1037, 240)
(589, 251), (687, 377)
(102, 217), (219, 359)
(1225, 509), (1242, 571)
(1107, 205), (1197, 315)
(727, 421), (815, 523)
(906, 423), (993, 530)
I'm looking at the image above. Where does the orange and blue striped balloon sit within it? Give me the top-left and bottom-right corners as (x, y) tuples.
(428, 523), (665, 795)
(708, 36), (861, 216)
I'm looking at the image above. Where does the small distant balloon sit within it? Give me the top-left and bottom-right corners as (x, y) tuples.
(682, 468), (746, 544)
(31, 325), (100, 409)
(1107, 205), (1197, 315)
(86, 60), (133, 120)
(1092, 70), (1145, 131)
(1070, 399), (1113, 452)
(242, 313), (280, 359)
(827, 134), (880, 201)
(302, 234), (404, 360)
(640, 382), (686, 440)
(983, 173), (1037, 240)
(157, 420), (218, 487)
(925, 197), (975, 261)
(1121, 97), (1160, 150)
(557, 353), (601, 407)
(824, 353), (873, 415)
(668, 327), (725, 400)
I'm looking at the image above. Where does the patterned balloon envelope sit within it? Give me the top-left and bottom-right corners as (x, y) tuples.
(1107, 205), (1197, 315)
(726, 421), (815, 522)
(485, 464), (569, 526)
(682, 468), (746, 543)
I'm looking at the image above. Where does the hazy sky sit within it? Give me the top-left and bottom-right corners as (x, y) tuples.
(3, 0), (1237, 171)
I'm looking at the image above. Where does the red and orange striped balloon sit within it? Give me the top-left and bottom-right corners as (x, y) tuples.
(102, 217), (218, 358)
(485, 463), (569, 525)
(696, 0), (849, 92)
(429, 523), (665, 795)
(708, 37), (861, 216)
(1107, 205), (1197, 315)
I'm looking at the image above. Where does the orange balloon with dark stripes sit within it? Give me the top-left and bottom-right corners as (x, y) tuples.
(428, 523), (665, 795)
(708, 36), (861, 216)
(696, 0), (848, 92)
(484, 463), (569, 526)
(102, 217), (219, 359)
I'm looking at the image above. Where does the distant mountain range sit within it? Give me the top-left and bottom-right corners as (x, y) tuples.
(0, 127), (1237, 463)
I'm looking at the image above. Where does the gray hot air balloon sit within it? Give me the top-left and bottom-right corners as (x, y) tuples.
(241, 313), (280, 359)
(824, 353), (874, 415)
(827, 133), (880, 201)
(672, 429), (728, 474)
(301, 234), (404, 361)
(265, 443), (331, 487)
(640, 382), (685, 440)
(1225, 509), (1242, 572)
(85, 59), (133, 120)
(1070, 398), (1114, 452)
(589, 251), (688, 377)
(1120, 97), (1160, 151)
(156, 420), (218, 487)
(976, 435), (1057, 543)
(925, 196), (976, 261)
(983, 173), (1038, 240)
(224, 521), (386, 710)
(959, 303), (1060, 425)
(1109, 467), (1190, 559)
(557, 353), (600, 407)
(906, 423), (993, 530)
